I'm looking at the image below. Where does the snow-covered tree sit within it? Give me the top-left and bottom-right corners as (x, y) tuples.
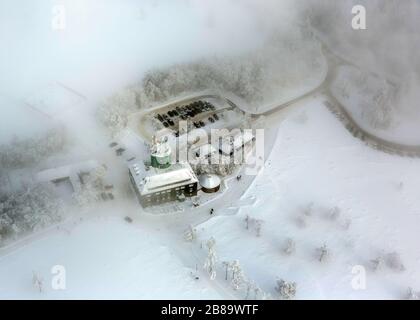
(283, 238), (296, 256)
(254, 219), (263, 237)
(316, 244), (329, 262)
(406, 287), (420, 300)
(385, 252), (405, 272)
(275, 279), (297, 300)
(32, 271), (44, 293)
(184, 224), (197, 242)
(341, 218), (352, 230)
(370, 256), (385, 272)
(203, 237), (217, 280)
(96, 88), (138, 137)
(0, 128), (67, 169)
(73, 182), (99, 207)
(229, 260), (245, 290)
(328, 206), (341, 221)
(0, 183), (63, 243)
(243, 216), (263, 237)
(295, 215), (307, 228)
(99, 24), (324, 126)
(261, 292), (273, 300)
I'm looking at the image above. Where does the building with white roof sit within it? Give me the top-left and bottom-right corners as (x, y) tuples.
(129, 161), (198, 208)
(128, 135), (198, 208)
(219, 130), (255, 156)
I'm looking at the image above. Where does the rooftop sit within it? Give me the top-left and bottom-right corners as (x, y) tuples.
(129, 161), (198, 196)
(199, 174), (221, 189)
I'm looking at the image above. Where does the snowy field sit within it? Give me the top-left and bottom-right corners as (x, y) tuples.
(0, 211), (223, 299)
(1, 96), (419, 299)
(194, 96), (420, 299)
(1, 0), (419, 300)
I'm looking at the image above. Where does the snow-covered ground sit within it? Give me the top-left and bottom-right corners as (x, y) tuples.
(194, 96), (420, 299)
(1, 96), (419, 299)
(249, 39), (327, 114)
(0, 208), (223, 299)
(1, 0), (419, 300)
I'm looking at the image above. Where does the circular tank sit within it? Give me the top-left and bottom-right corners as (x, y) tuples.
(199, 174), (221, 193)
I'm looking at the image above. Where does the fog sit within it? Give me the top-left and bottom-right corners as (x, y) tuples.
(0, 0), (418, 145)
(1, 0), (420, 300)
(0, 0), (289, 98)
(0, 0), (297, 141)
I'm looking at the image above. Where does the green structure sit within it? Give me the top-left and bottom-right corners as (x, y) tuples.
(150, 136), (172, 169)
(151, 150), (171, 169)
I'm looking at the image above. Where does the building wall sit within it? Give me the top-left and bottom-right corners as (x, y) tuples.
(201, 185), (220, 194)
(140, 182), (198, 207)
(129, 170), (198, 208)
(129, 170), (142, 204)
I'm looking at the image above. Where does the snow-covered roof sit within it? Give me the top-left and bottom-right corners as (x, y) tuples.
(199, 174), (221, 189)
(146, 170), (191, 190)
(219, 131), (254, 155)
(36, 160), (100, 193)
(129, 161), (198, 196)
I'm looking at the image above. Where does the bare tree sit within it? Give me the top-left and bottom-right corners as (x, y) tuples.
(244, 280), (255, 300)
(0, 183), (63, 243)
(222, 261), (230, 281)
(370, 256), (385, 272)
(341, 218), (352, 230)
(303, 202), (314, 216)
(244, 215), (250, 230)
(0, 128), (67, 169)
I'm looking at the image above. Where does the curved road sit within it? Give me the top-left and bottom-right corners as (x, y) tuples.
(254, 42), (420, 158)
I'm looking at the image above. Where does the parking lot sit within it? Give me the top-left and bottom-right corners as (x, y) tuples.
(154, 100), (223, 136)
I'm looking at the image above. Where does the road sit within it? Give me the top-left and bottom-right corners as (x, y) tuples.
(253, 42), (420, 158)
(2, 36), (419, 299)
